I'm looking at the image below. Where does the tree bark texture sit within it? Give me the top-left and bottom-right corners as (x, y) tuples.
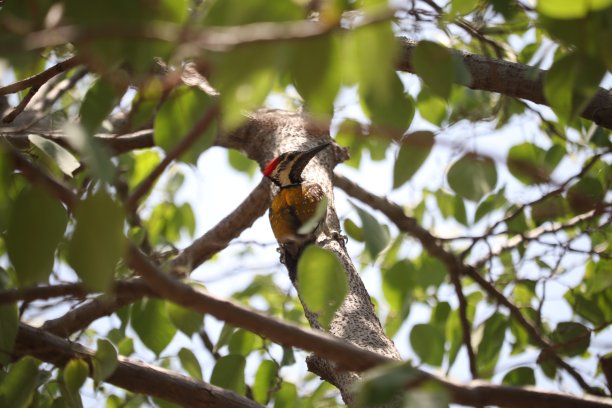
(217, 109), (400, 403)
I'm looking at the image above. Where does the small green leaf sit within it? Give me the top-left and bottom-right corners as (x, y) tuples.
(415, 255), (447, 289)
(412, 41), (455, 99)
(68, 190), (125, 292)
(297, 246), (348, 330)
(127, 150), (161, 190)
(537, 0), (612, 19)
(403, 383), (449, 408)
(507, 142), (558, 185)
(531, 195), (568, 225)
(0, 302), (19, 365)
(410, 324), (445, 367)
(166, 302), (203, 336)
(353, 203), (390, 261)
(475, 312), (507, 378)
(80, 78), (124, 133)
(393, 131), (435, 188)
(502, 366), (535, 386)
(227, 149), (257, 177)
(355, 362), (420, 407)
(585, 260), (612, 296)
(417, 87), (447, 126)
(28, 134), (80, 177)
(343, 218), (364, 242)
(215, 323), (236, 352)
(452, 0), (479, 14)
(210, 355), (246, 395)
(567, 176), (605, 213)
(253, 360), (278, 405)
(154, 86), (216, 164)
(228, 329), (260, 356)
(274, 381), (298, 408)
(447, 153), (497, 202)
(0, 356), (39, 408)
(63, 359), (89, 397)
(551, 321), (590, 357)
(92, 339), (118, 385)
(474, 188), (507, 223)
(360, 72), (415, 134)
(131, 299), (177, 355)
(7, 186), (68, 286)
(64, 122), (116, 183)
(178, 348), (202, 380)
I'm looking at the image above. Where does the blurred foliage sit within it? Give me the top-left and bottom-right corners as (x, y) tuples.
(0, 0), (610, 406)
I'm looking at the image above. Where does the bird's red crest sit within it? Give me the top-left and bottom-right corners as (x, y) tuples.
(263, 156), (281, 177)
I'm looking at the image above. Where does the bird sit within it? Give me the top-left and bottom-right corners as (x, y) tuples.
(263, 142), (331, 282)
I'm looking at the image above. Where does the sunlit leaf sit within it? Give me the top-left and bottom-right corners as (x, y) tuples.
(68, 190), (125, 292)
(447, 153), (497, 202)
(352, 203), (390, 261)
(410, 324), (445, 367)
(274, 381), (297, 408)
(297, 246), (347, 330)
(132, 299), (177, 355)
(210, 355), (246, 395)
(253, 360), (278, 405)
(537, 0), (612, 19)
(393, 131), (435, 189)
(28, 134), (80, 177)
(63, 358), (88, 406)
(64, 123), (116, 182)
(92, 339), (118, 385)
(228, 329), (261, 356)
(167, 302), (203, 336)
(355, 362), (420, 407)
(7, 186), (68, 286)
(0, 356), (39, 408)
(178, 348), (202, 380)
(417, 87), (447, 126)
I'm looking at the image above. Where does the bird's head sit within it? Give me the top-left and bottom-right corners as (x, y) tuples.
(263, 143), (330, 187)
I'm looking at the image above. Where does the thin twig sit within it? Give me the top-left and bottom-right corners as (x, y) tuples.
(334, 173), (606, 396)
(0, 56), (81, 95)
(2, 85), (40, 123)
(125, 104), (218, 211)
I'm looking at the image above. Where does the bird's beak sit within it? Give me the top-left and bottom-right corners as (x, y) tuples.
(290, 143), (331, 180)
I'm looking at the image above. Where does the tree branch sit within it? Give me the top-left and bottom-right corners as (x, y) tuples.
(15, 323), (262, 408)
(0, 56), (81, 96)
(398, 39), (612, 130)
(334, 173), (606, 396)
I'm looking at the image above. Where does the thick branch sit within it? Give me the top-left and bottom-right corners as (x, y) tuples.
(398, 40), (612, 130)
(15, 323), (262, 408)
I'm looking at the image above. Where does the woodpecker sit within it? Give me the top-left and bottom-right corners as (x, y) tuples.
(264, 143), (330, 281)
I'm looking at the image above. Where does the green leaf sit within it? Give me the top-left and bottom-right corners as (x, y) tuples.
(63, 358), (89, 404)
(154, 86), (216, 164)
(403, 383), (449, 408)
(355, 362), (420, 407)
(68, 190), (125, 292)
(412, 41), (455, 99)
(447, 153), (497, 202)
(415, 255), (447, 289)
(131, 299), (177, 355)
(452, 0), (479, 15)
(475, 312), (507, 378)
(537, 0), (612, 19)
(567, 176), (605, 213)
(215, 323), (236, 353)
(0, 302), (18, 365)
(253, 360), (278, 405)
(210, 355), (246, 395)
(92, 339), (118, 385)
(166, 302), (203, 336)
(0, 356), (39, 408)
(544, 52), (606, 122)
(551, 321), (590, 357)
(393, 131), (435, 189)
(80, 78), (123, 133)
(291, 35), (341, 117)
(297, 196), (328, 235)
(127, 150), (161, 190)
(297, 246), (347, 330)
(585, 260), (612, 296)
(7, 185), (68, 286)
(64, 123), (116, 183)
(344, 218), (364, 242)
(474, 188), (507, 223)
(28, 134), (80, 177)
(227, 149), (257, 178)
(435, 189), (468, 225)
(502, 366), (535, 386)
(410, 324), (445, 367)
(353, 203), (390, 261)
(228, 329), (260, 356)
(178, 348), (202, 381)
(531, 195), (568, 225)
(507, 142), (558, 185)
(274, 381), (298, 408)
(417, 87), (447, 126)
(382, 260), (414, 315)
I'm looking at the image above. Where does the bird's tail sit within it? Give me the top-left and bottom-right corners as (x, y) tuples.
(282, 241), (309, 283)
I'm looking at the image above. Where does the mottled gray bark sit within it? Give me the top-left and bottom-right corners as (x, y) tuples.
(217, 109), (400, 403)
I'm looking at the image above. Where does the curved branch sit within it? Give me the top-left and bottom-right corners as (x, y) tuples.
(398, 39), (612, 130)
(0, 56), (81, 96)
(15, 323), (262, 408)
